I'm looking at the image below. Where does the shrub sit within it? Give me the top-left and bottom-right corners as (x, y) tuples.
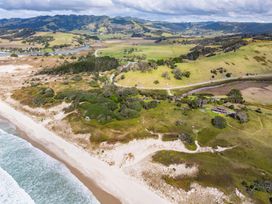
(71, 75), (82, 81)
(187, 97), (206, 109)
(42, 88), (55, 98)
(119, 107), (139, 119)
(89, 80), (99, 87)
(212, 116), (227, 129)
(10, 53), (18, 57)
(126, 100), (142, 112)
(161, 71), (170, 80)
(172, 68), (184, 80)
(172, 68), (191, 80)
(55, 86), (157, 124)
(226, 73), (232, 78)
(166, 60), (177, 69)
(120, 75), (125, 80)
(143, 100), (159, 110)
(183, 71), (191, 78)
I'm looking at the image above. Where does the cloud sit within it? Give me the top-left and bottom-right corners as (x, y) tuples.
(113, 0), (272, 16)
(0, 0), (112, 11)
(0, 0), (271, 22)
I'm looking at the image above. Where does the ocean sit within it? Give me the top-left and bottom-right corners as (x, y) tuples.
(0, 119), (99, 204)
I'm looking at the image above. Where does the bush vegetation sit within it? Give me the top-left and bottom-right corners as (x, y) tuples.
(172, 68), (191, 80)
(226, 89), (244, 103)
(40, 53), (119, 75)
(212, 116), (227, 129)
(12, 86), (56, 107)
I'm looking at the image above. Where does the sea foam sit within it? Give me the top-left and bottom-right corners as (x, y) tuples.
(0, 126), (99, 204)
(0, 167), (35, 204)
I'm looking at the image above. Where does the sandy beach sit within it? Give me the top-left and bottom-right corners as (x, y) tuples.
(0, 101), (170, 204)
(0, 115), (121, 204)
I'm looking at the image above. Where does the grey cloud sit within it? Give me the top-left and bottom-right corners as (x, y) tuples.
(113, 0), (272, 16)
(0, 0), (112, 11)
(0, 0), (271, 22)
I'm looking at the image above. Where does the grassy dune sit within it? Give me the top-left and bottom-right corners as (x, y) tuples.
(152, 107), (272, 203)
(67, 101), (193, 144)
(151, 99), (272, 204)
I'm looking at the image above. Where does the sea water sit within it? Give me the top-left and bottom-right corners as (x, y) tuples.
(0, 120), (99, 204)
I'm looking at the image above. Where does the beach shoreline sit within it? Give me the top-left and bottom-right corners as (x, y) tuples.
(0, 100), (170, 204)
(0, 115), (121, 204)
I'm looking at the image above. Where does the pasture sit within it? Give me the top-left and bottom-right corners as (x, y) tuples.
(116, 41), (272, 89)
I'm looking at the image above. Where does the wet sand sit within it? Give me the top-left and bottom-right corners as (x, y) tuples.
(0, 116), (121, 204)
(197, 80), (272, 95)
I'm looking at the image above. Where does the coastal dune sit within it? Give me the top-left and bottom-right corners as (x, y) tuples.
(0, 101), (170, 204)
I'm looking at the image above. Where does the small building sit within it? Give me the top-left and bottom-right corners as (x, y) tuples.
(212, 106), (230, 115)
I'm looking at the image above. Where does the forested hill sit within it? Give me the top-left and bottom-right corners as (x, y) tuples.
(0, 15), (272, 35)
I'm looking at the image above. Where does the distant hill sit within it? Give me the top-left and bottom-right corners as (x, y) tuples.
(0, 15), (272, 35)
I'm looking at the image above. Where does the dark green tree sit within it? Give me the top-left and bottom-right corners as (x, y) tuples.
(227, 89), (244, 103)
(212, 116), (227, 129)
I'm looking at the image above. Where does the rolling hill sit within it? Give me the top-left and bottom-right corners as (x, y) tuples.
(0, 15), (272, 36)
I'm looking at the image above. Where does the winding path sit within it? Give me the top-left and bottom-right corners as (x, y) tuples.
(98, 129), (235, 169)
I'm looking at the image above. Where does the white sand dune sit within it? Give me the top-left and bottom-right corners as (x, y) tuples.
(0, 101), (170, 204)
(99, 132), (234, 168)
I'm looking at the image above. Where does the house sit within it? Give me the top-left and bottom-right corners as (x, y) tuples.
(211, 106), (235, 115)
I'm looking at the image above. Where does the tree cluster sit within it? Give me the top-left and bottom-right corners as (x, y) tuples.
(40, 54), (119, 75)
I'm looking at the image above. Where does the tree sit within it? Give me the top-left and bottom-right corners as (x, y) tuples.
(143, 101), (158, 110)
(226, 73), (232, 78)
(156, 59), (165, 66)
(153, 80), (160, 84)
(166, 60), (177, 69)
(161, 71), (170, 80)
(172, 68), (191, 80)
(186, 50), (200, 60)
(212, 116), (227, 129)
(227, 89), (244, 103)
(10, 53), (18, 57)
(40, 54), (119, 75)
(172, 68), (184, 80)
(183, 71), (191, 78)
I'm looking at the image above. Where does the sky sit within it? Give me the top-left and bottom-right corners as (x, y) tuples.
(0, 0), (271, 22)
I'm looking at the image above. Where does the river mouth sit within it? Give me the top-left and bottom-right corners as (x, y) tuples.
(196, 80), (272, 95)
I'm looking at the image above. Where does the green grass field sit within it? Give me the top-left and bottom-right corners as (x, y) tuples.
(35, 32), (79, 46)
(116, 41), (272, 88)
(99, 43), (194, 60)
(0, 38), (30, 48)
(152, 105), (272, 203)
